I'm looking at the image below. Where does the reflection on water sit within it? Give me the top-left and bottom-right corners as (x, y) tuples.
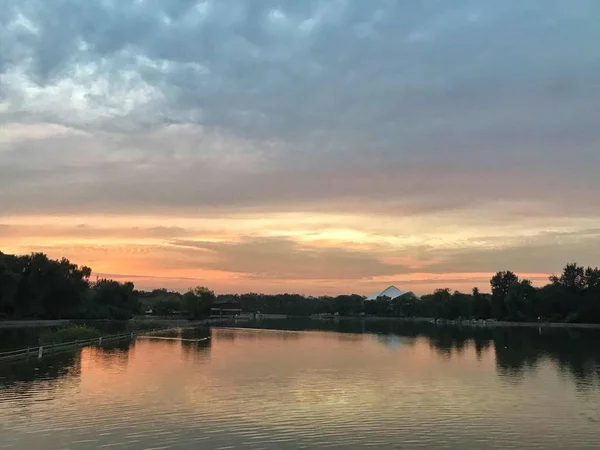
(0, 327), (61, 352)
(0, 321), (133, 352)
(1, 321), (600, 449)
(231, 319), (600, 389)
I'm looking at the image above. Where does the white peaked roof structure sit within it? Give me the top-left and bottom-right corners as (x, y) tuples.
(366, 285), (420, 301)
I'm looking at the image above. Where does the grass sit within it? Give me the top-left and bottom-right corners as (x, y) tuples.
(40, 325), (102, 344)
(128, 321), (166, 331)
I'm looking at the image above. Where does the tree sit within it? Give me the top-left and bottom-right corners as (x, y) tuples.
(3, 247), (600, 324)
(473, 287), (491, 319)
(375, 295), (391, 316)
(184, 286), (216, 319)
(88, 279), (140, 319)
(549, 263), (586, 292)
(364, 299), (377, 315)
(491, 271), (519, 299)
(394, 293), (420, 317)
(0, 253), (21, 317)
(334, 294), (364, 316)
(547, 263), (600, 323)
(505, 279), (537, 321)
(490, 271), (519, 320)
(427, 288), (452, 319)
(585, 267), (600, 291)
(448, 291), (473, 319)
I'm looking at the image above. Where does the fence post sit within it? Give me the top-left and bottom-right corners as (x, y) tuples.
(26, 347), (30, 358)
(38, 346), (43, 359)
(99, 337), (102, 345)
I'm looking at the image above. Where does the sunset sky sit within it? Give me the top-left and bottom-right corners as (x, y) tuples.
(1, 1), (599, 295)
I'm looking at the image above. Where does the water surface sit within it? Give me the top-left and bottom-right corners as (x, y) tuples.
(1, 321), (600, 449)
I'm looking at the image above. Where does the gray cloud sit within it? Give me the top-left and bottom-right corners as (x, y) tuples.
(1, 0), (600, 219)
(167, 236), (407, 280)
(2, 0), (600, 139)
(1, 123), (600, 217)
(155, 229), (600, 283)
(0, 223), (197, 240)
(414, 229), (600, 275)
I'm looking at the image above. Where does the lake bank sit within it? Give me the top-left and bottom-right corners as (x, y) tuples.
(0, 317), (236, 329)
(348, 316), (600, 329)
(0, 320), (71, 328)
(4, 315), (600, 330)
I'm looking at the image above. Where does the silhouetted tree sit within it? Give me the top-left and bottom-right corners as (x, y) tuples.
(490, 271), (519, 319)
(184, 286), (216, 319)
(3, 249), (600, 324)
(473, 287), (491, 319)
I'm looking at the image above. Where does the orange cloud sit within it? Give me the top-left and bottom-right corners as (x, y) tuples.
(0, 211), (594, 295)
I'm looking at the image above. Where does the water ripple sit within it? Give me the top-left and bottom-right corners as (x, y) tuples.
(1, 327), (600, 449)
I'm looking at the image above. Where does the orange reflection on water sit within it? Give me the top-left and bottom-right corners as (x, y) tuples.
(2, 325), (600, 450)
(74, 328), (500, 426)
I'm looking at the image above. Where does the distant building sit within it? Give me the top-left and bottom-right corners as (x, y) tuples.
(365, 285), (420, 301)
(210, 298), (243, 317)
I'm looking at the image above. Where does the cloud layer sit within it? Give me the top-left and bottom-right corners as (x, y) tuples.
(1, 0), (600, 293)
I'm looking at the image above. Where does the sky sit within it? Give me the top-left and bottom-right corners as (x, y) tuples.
(1, 0), (600, 296)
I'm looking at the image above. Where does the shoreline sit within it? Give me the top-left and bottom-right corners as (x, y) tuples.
(0, 317), (230, 329)
(317, 316), (600, 329)
(4, 316), (600, 329)
(0, 319), (71, 328)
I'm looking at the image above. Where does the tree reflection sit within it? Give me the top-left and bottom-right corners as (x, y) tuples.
(0, 350), (82, 412)
(180, 335), (212, 362)
(180, 326), (212, 358)
(0, 350), (80, 390)
(226, 319), (600, 387)
(0, 341), (134, 398)
(85, 340), (133, 369)
(213, 327), (301, 342)
(0, 327), (62, 352)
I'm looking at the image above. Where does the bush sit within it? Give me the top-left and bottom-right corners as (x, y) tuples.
(565, 312), (580, 323)
(128, 321), (165, 331)
(515, 312), (528, 322)
(550, 313), (563, 323)
(43, 325), (102, 344)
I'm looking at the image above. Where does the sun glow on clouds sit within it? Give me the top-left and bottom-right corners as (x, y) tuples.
(2, 0), (600, 294)
(2, 210), (600, 294)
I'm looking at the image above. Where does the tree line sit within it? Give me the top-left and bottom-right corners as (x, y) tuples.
(0, 251), (213, 320)
(2, 250), (600, 323)
(0, 251), (140, 320)
(413, 264), (600, 323)
(142, 263), (600, 323)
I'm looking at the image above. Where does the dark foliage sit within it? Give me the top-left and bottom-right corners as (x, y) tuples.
(2, 249), (600, 324)
(0, 251), (140, 320)
(400, 264), (600, 323)
(208, 264), (600, 323)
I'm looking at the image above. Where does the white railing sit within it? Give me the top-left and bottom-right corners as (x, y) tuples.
(0, 323), (215, 362)
(0, 331), (137, 362)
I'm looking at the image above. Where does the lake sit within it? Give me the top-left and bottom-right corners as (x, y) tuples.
(1, 320), (600, 449)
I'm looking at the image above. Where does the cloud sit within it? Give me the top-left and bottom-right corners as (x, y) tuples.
(4, 217), (599, 294)
(1, 121), (600, 218)
(0, 1), (598, 217)
(412, 228), (600, 275)
(0, 223), (196, 240)
(2, 0), (599, 141)
(2, 1), (600, 292)
(167, 236), (408, 280)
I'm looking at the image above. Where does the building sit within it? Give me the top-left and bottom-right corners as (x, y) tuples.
(210, 298), (243, 317)
(365, 285), (420, 301)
